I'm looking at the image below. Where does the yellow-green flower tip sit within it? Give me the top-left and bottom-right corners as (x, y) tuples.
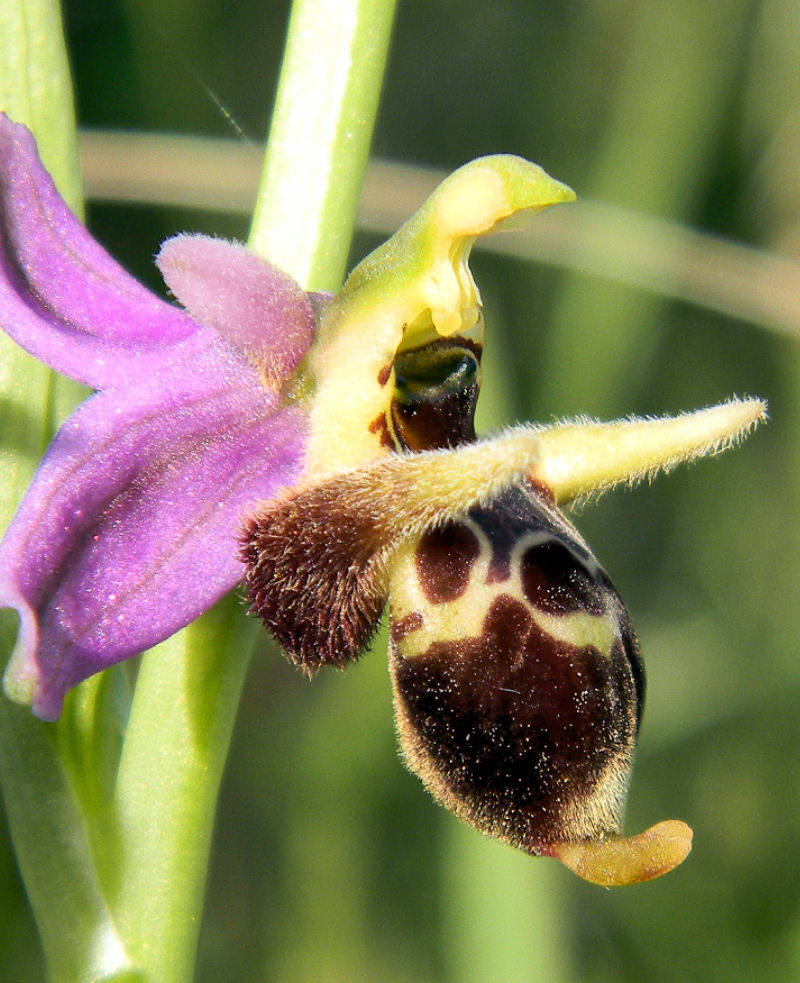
(340, 155), (574, 336)
(389, 153), (576, 255)
(304, 156), (574, 474)
(548, 820), (693, 886)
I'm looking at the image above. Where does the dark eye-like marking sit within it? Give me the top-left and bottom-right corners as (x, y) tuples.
(520, 540), (607, 616)
(415, 522), (481, 604)
(390, 339), (481, 451)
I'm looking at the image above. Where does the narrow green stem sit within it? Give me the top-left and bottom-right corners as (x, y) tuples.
(250, 0), (397, 290)
(110, 2), (396, 981)
(0, 692), (140, 983)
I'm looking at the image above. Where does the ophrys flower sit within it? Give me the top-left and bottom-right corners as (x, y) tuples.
(0, 116), (765, 883)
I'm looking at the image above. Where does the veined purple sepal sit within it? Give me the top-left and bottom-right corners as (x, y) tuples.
(1, 334), (308, 719)
(0, 115), (322, 718)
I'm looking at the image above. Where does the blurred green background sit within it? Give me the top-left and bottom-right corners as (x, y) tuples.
(2, 0), (799, 980)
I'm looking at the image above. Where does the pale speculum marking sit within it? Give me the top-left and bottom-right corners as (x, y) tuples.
(391, 485), (620, 664)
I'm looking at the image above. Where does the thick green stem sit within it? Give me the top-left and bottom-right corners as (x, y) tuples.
(111, 600), (250, 983)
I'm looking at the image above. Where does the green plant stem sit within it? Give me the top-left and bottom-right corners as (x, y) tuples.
(110, 2), (396, 981)
(0, 694), (140, 983)
(249, 0), (397, 291)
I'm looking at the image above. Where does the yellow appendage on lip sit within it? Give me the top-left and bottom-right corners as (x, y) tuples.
(548, 820), (694, 886)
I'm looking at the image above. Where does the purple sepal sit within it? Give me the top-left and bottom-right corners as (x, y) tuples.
(0, 115), (320, 718)
(1, 334), (308, 719)
(0, 113), (199, 389)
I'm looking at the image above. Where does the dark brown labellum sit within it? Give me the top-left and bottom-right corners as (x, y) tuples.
(389, 480), (645, 850)
(241, 325), (649, 857)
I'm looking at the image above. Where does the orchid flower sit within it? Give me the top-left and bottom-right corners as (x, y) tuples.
(0, 113), (765, 886)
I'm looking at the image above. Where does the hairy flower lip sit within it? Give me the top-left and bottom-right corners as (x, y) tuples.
(0, 115), (315, 719)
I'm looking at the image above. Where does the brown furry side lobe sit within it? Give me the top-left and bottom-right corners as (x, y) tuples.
(240, 437), (549, 673)
(241, 481), (389, 671)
